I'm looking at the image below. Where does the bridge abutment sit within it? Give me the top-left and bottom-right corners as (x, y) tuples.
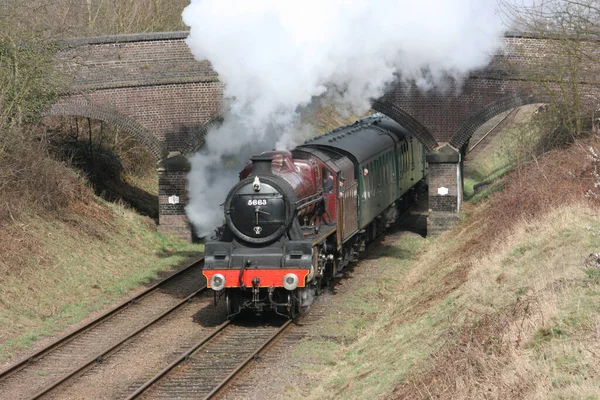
(157, 153), (193, 242)
(426, 145), (463, 236)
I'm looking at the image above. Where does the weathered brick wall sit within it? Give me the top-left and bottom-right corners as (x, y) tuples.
(376, 32), (600, 151)
(490, 33), (600, 81)
(56, 32), (218, 91)
(53, 31), (590, 158)
(46, 31), (600, 239)
(52, 32), (223, 159)
(49, 32), (223, 158)
(49, 32), (224, 240)
(377, 78), (538, 147)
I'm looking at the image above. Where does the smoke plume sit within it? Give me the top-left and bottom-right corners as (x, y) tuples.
(182, 0), (506, 237)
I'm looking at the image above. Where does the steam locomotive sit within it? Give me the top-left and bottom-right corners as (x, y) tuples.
(203, 113), (427, 318)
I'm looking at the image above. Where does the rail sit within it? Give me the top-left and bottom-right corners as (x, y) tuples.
(468, 108), (518, 153)
(0, 258), (204, 399)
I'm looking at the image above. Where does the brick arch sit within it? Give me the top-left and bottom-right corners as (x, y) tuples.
(449, 92), (549, 150)
(180, 115), (224, 155)
(372, 99), (439, 151)
(45, 98), (164, 160)
(47, 30), (600, 241)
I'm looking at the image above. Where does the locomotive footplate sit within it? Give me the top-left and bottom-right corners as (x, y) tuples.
(310, 223), (336, 246)
(204, 239), (313, 316)
(204, 239), (313, 287)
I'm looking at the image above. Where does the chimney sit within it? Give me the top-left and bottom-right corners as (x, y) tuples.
(251, 155), (273, 175)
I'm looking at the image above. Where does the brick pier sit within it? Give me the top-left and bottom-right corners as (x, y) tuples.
(426, 145), (462, 236)
(157, 153), (193, 241)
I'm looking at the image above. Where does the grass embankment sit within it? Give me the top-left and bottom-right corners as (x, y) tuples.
(463, 140), (510, 202)
(464, 105), (541, 201)
(0, 137), (202, 361)
(0, 205), (201, 361)
(289, 116), (600, 399)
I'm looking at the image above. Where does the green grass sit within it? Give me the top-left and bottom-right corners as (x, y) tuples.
(290, 204), (600, 400)
(464, 148), (511, 201)
(0, 200), (202, 360)
(464, 114), (547, 202)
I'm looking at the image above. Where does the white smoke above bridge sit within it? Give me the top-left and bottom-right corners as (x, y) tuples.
(182, 0), (506, 237)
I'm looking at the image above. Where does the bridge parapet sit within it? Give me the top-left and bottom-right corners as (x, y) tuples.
(57, 32), (218, 91)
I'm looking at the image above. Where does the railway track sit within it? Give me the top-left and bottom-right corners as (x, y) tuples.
(0, 258), (206, 400)
(129, 319), (291, 400)
(0, 205), (425, 399)
(468, 107), (519, 154)
(215, 204), (428, 400)
(213, 309), (326, 400)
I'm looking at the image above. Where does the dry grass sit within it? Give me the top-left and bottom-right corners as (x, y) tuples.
(383, 135), (600, 399)
(42, 116), (159, 216)
(1, 0), (190, 40)
(297, 207), (600, 400)
(304, 103), (370, 135)
(390, 203), (600, 399)
(0, 202), (202, 360)
(0, 127), (201, 360)
(0, 133), (96, 223)
(291, 136), (600, 400)
(458, 136), (600, 260)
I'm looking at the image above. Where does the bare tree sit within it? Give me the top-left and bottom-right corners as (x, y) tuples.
(501, 0), (600, 140)
(0, 0), (192, 130)
(0, 2), (67, 129)
(75, 0), (189, 36)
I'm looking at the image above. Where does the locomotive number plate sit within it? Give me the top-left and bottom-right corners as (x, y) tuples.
(247, 199), (268, 206)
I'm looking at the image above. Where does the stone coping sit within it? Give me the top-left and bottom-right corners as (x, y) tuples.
(57, 30), (600, 49)
(60, 31), (190, 47)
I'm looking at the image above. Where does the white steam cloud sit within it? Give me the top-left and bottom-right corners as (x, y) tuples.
(182, 0), (506, 237)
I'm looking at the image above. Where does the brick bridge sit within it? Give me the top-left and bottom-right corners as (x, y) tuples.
(47, 31), (581, 240)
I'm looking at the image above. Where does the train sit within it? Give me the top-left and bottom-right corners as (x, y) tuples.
(203, 113), (427, 318)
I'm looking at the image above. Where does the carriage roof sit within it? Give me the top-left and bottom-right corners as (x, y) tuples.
(296, 114), (411, 164)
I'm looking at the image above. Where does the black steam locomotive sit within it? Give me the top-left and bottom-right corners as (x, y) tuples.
(203, 113), (427, 318)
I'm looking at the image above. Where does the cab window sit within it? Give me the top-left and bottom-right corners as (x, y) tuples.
(322, 167), (334, 193)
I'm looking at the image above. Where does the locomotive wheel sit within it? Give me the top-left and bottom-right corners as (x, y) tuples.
(274, 292), (296, 319)
(298, 304), (309, 316)
(324, 261), (335, 286)
(298, 287), (312, 316)
(277, 292), (298, 319)
(288, 292), (298, 319)
(225, 291), (239, 319)
(314, 277), (324, 296)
